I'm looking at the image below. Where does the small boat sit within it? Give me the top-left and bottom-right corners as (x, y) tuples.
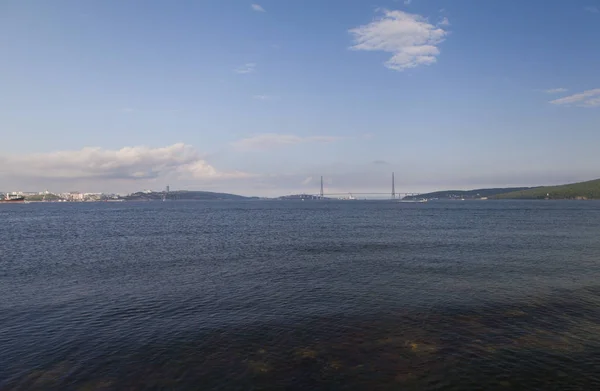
(339, 193), (357, 200)
(398, 198), (428, 203)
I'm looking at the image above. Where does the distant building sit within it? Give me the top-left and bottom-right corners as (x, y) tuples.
(69, 192), (85, 201)
(10, 191), (38, 196)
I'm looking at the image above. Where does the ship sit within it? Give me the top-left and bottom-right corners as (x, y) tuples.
(398, 198), (428, 203)
(0, 194), (26, 203)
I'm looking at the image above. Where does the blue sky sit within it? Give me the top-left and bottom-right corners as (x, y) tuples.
(1, 0), (599, 195)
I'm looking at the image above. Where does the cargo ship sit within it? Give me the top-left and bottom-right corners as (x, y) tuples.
(0, 194), (26, 203)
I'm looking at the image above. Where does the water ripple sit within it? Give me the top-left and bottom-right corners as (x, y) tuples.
(2, 201), (600, 389)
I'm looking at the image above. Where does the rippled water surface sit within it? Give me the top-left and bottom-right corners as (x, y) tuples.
(2, 200), (600, 390)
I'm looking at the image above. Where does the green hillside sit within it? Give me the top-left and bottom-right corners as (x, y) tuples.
(493, 179), (600, 200)
(123, 190), (255, 201)
(404, 187), (531, 200)
(24, 194), (63, 201)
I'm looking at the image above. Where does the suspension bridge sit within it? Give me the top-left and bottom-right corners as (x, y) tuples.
(315, 173), (421, 199)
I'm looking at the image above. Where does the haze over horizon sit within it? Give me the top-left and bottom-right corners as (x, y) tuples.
(1, 0), (599, 196)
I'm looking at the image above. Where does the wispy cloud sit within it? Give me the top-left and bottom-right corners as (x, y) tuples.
(582, 97), (600, 107)
(584, 6), (599, 13)
(404, 0), (412, 5)
(234, 63), (256, 74)
(0, 144), (251, 180)
(252, 95), (280, 101)
(232, 133), (342, 151)
(251, 4), (265, 12)
(544, 88), (568, 94)
(349, 9), (449, 71)
(550, 88), (600, 107)
(301, 176), (313, 185)
(438, 17), (450, 26)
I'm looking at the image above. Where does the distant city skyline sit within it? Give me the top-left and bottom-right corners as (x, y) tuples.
(1, 0), (599, 196)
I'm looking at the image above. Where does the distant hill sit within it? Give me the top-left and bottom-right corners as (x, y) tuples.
(123, 190), (256, 201)
(23, 194), (63, 201)
(277, 194), (328, 200)
(492, 179), (600, 200)
(404, 187), (532, 200)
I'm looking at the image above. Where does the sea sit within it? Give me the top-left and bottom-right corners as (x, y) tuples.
(1, 200), (600, 390)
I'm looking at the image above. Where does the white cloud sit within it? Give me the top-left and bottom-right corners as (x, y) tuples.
(0, 144), (250, 181)
(544, 88), (568, 94)
(251, 4), (265, 12)
(301, 176), (313, 185)
(550, 88), (600, 107)
(232, 133), (341, 151)
(349, 10), (449, 71)
(585, 6), (599, 13)
(438, 17), (450, 26)
(580, 97), (600, 108)
(234, 63), (256, 74)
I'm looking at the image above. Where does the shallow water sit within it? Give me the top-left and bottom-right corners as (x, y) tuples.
(1, 200), (600, 390)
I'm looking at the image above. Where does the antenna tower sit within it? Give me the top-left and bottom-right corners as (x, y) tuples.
(320, 176), (324, 198)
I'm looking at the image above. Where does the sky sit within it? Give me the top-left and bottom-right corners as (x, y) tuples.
(1, 0), (599, 196)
